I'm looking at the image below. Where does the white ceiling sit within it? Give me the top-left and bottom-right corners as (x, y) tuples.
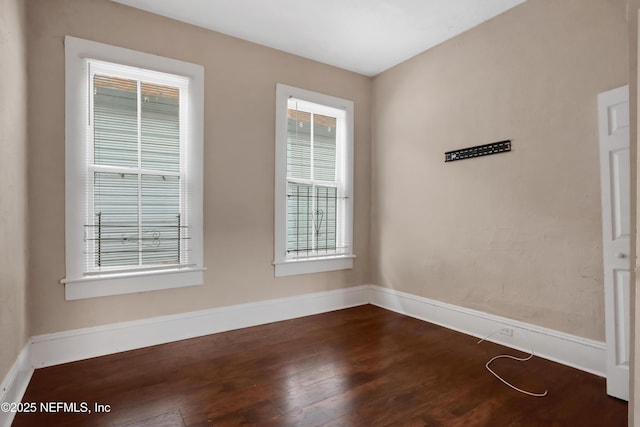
(113, 0), (526, 76)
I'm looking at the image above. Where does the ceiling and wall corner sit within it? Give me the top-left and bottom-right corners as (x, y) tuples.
(111, 0), (527, 77)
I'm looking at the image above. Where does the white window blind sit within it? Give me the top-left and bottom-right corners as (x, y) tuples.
(274, 84), (354, 277)
(286, 102), (349, 258)
(86, 61), (191, 273)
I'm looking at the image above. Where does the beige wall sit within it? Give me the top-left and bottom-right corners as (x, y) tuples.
(371, 0), (628, 341)
(27, 0), (371, 335)
(0, 0), (29, 379)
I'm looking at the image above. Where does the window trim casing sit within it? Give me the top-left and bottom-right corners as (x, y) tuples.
(63, 36), (205, 300)
(274, 84), (355, 277)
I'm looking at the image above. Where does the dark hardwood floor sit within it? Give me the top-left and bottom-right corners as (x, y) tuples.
(12, 305), (627, 426)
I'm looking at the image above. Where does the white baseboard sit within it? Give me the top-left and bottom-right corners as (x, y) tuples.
(368, 285), (606, 376)
(29, 284), (606, 376)
(2, 283), (606, 419)
(0, 343), (34, 427)
(30, 285), (369, 368)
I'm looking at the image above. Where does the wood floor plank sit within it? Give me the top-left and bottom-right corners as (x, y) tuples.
(117, 410), (185, 427)
(12, 305), (627, 426)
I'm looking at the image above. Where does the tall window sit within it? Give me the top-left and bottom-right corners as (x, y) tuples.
(89, 63), (188, 270)
(274, 84), (354, 277)
(64, 36), (204, 300)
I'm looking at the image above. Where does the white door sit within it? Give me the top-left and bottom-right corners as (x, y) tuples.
(598, 85), (630, 401)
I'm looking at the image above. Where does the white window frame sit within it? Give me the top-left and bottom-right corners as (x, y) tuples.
(274, 84), (355, 277)
(63, 36), (205, 300)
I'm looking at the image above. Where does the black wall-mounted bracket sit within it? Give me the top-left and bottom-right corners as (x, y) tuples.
(445, 140), (511, 163)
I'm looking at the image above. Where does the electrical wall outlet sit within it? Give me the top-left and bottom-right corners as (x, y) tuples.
(499, 328), (513, 337)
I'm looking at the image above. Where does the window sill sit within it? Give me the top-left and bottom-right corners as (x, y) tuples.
(273, 255), (355, 277)
(62, 267), (205, 300)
